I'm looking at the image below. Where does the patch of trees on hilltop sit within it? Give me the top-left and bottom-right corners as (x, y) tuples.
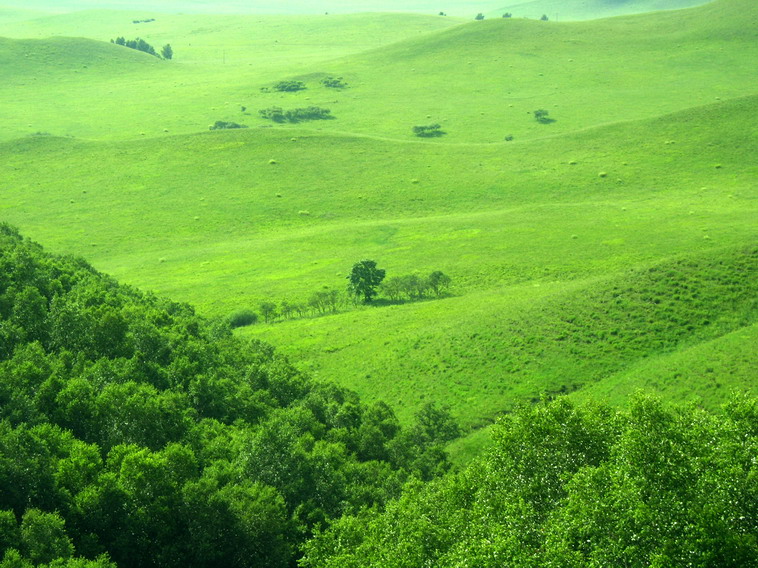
(0, 224), (458, 567)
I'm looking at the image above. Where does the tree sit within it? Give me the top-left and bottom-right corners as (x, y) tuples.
(540, 14), (549, 21)
(259, 301), (278, 323)
(475, 13), (485, 20)
(427, 271), (451, 297)
(161, 44), (173, 60)
(20, 509), (74, 565)
(347, 260), (385, 304)
(503, 13), (512, 18)
(534, 109), (553, 124)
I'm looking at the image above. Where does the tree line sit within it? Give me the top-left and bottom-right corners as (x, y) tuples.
(110, 37), (172, 60)
(229, 262), (451, 327)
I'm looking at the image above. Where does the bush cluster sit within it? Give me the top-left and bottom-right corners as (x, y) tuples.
(320, 76), (347, 89)
(258, 106), (332, 123)
(273, 80), (306, 92)
(413, 123), (445, 137)
(209, 120), (248, 130)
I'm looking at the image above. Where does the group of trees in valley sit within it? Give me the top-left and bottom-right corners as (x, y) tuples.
(228, 262), (452, 328)
(0, 225), (457, 567)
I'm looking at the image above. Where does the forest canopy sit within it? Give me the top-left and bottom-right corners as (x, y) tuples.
(0, 224), (456, 567)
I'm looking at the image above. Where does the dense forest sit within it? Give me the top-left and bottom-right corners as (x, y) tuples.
(0, 224), (458, 567)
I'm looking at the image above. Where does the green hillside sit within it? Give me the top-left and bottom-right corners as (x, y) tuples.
(0, 11), (463, 141)
(0, 0), (755, 458)
(1, 0), (754, 142)
(495, 0), (712, 20)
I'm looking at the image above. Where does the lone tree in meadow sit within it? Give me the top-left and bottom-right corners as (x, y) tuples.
(347, 260), (386, 303)
(534, 109), (553, 124)
(475, 13), (485, 20)
(161, 43), (173, 60)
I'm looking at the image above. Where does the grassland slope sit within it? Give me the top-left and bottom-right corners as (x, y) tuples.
(259, 0), (757, 143)
(495, 0), (713, 20)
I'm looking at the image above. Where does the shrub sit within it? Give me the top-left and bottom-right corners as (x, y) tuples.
(534, 109), (554, 124)
(412, 124), (445, 137)
(228, 309), (258, 328)
(285, 106), (332, 122)
(209, 121), (248, 130)
(321, 76), (347, 89)
(259, 106), (332, 123)
(259, 107), (286, 123)
(273, 80), (306, 92)
(475, 13), (485, 20)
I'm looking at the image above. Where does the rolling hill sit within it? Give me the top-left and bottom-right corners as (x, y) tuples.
(0, 0), (755, 460)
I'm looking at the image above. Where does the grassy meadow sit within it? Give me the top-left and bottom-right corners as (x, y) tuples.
(1, 0), (755, 460)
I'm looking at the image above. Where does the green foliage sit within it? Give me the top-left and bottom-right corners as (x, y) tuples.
(20, 509), (73, 565)
(320, 76), (347, 89)
(273, 80), (306, 92)
(412, 123), (444, 137)
(302, 395), (758, 567)
(259, 106), (332, 123)
(534, 108), (553, 123)
(0, 227), (453, 567)
(347, 260), (386, 304)
(259, 301), (278, 323)
(110, 37), (158, 57)
(209, 120), (247, 130)
(160, 44), (173, 60)
(475, 13), (485, 20)
(380, 270), (451, 301)
(227, 309), (258, 328)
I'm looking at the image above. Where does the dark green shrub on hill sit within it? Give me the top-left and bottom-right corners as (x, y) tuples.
(209, 120), (247, 130)
(228, 309), (257, 328)
(0, 224), (455, 567)
(413, 123), (445, 137)
(320, 76), (347, 89)
(259, 106), (332, 123)
(273, 80), (306, 92)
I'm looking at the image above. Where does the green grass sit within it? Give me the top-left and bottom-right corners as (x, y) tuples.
(0, 11), (463, 140)
(494, 0), (712, 20)
(0, 0), (755, 463)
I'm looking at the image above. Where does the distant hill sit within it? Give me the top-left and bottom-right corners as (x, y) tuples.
(495, 0), (713, 20)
